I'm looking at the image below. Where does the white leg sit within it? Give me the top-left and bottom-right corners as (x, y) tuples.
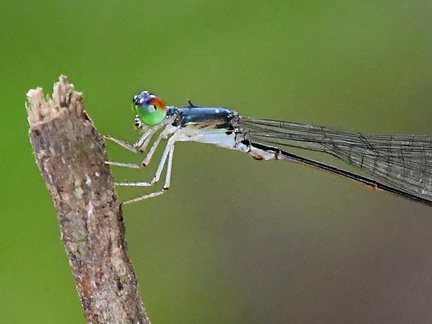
(104, 134), (139, 153)
(121, 138), (176, 204)
(134, 118), (174, 152)
(104, 119), (164, 150)
(105, 161), (143, 169)
(104, 126), (157, 152)
(122, 189), (167, 204)
(104, 130), (157, 169)
(115, 137), (175, 187)
(135, 127), (157, 152)
(105, 127), (171, 169)
(162, 138), (175, 190)
(141, 128), (169, 166)
(104, 116), (178, 204)
(104, 126), (165, 169)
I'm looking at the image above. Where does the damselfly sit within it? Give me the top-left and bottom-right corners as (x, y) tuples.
(105, 91), (432, 206)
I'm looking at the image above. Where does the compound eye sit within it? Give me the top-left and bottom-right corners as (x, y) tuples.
(133, 92), (167, 126)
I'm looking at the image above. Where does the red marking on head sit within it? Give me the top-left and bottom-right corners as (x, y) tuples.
(149, 97), (166, 110)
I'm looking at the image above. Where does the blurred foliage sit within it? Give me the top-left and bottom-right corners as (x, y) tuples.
(1, 0), (432, 323)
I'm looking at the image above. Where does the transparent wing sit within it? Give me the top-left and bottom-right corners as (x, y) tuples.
(239, 116), (432, 202)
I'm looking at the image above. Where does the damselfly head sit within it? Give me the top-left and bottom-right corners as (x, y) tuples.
(132, 91), (167, 126)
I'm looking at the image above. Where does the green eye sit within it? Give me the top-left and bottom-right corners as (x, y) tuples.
(133, 93), (167, 126)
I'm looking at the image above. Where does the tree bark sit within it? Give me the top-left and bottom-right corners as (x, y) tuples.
(26, 76), (150, 324)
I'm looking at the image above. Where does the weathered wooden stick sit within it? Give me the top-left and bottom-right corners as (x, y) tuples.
(26, 76), (151, 324)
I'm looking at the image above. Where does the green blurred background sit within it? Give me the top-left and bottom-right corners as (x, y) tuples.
(2, 0), (432, 323)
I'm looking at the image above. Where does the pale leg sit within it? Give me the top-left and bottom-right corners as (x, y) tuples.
(103, 116), (178, 203)
(121, 137), (176, 204)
